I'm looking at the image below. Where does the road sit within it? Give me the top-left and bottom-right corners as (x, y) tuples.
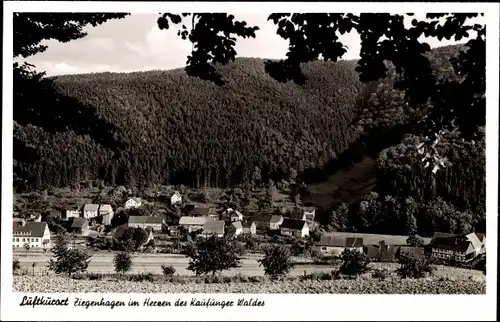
(16, 253), (330, 276)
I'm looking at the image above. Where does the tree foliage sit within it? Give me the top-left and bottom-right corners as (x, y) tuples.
(258, 244), (296, 280)
(186, 235), (242, 276)
(339, 248), (370, 276)
(113, 251), (133, 274)
(48, 234), (91, 276)
(397, 253), (436, 279)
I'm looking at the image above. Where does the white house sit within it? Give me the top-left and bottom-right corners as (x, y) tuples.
(280, 219), (309, 238)
(83, 204), (99, 219)
(65, 205), (81, 219)
(13, 222), (51, 249)
(125, 198), (142, 209)
(223, 208), (243, 222)
(99, 204), (114, 225)
(171, 191), (182, 205)
(302, 207), (316, 221)
(202, 220), (225, 238)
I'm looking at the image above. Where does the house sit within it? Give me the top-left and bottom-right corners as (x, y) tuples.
(128, 216), (164, 232)
(49, 209), (63, 219)
(178, 216), (207, 233)
(12, 222), (51, 249)
(70, 218), (89, 234)
(65, 205), (81, 219)
(227, 221), (243, 237)
(280, 219), (309, 238)
(222, 208), (243, 222)
(191, 207), (211, 217)
(323, 232), (432, 247)
(242, 221), (256, 235)
(171, 191), (182, 205)
(168, 225), (181, 237)
(83, 204), (99, 219)
(288, 209), (307, 221)
(254, 214), (273, 230)
(202, 220), (225, 238)
(99, 204), (114, 225)
(302, 207), (316, 221)
(125, 197), (142, 209)
(313, 235), (364, 257)
(431, 232), (483, 263)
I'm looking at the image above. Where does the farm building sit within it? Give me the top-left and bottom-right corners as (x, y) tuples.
(242, 221), (256, 235)
(302, 207), (316, 221)
(431, 232), (483, 263)
(222, 208), (243, 222)
(83, 204), (99, 219)
(70, 218), (89, 234)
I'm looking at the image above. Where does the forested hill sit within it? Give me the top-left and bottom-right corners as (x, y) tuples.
(14, 45), (464, 191)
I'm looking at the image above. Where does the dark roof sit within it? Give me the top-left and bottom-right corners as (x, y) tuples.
(191, 207), (210, 216)
(128, 216), (164, 224)
(475, 233), (485, 242)
(289, 210), (305, 220)
(254, 213), (272, 222)
(13, 222), (47, 238)
(281, 218), (307, 230)
(270, 215), (283, 223)
(302, 207), (315, 212)
(71, 218), (88, 229)
(431, 236), (471, 253)
(242, 220), (255, 228)
(203, 220), (225, 235)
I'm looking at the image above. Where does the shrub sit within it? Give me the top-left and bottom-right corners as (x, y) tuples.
(129, 272), (156, 283)
(113, 252), (133, 274)
(87, 272), (104, 280)
(161, 264), (176, 276)
(339, 249), (370, 277)
(397, 254), (436, 279)
(258, 244), (295, 280)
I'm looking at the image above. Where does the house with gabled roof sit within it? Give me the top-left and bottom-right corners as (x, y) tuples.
(202, 220), (225, 238)
(280, 219), (309, 238)
(83, 204), (99, 219)
(171, 191), (182, 205)
(178, 216), (207, 233)
(128, 216), (164, 232)
(242, 220), (256, 235)
(431, 232), (483, 263)
(70, 218), (89, 234)
(13, 222), (51, 249)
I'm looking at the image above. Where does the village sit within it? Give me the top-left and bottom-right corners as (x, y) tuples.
(13, 188), (487, 270)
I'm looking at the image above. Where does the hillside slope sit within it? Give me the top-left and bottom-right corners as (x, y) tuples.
(14, 45), (465, 191)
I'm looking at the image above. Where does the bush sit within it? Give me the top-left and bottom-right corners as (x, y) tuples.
(258, 244), (295, 280)
(161, 264), (176, 276)
(129, 272), (157, 283)
(397, 254), (436, 279)
(339, 249), (370, 277)
(113, 252), (133, 274)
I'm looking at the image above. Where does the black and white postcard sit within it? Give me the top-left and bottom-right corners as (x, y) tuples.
(2, 1), (498, 321)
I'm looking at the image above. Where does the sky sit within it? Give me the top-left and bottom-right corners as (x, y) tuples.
(25, 13), (484, 76)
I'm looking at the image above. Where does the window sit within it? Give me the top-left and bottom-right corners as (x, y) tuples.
(321, 247), (327, 251)
(12, 238), (15, 242)
(22, 238), (25, 242)
(36, 238), (39, 242)
(16, 238), (19, 242)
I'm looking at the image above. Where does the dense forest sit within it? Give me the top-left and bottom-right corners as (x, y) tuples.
(15, 45), (470, 190)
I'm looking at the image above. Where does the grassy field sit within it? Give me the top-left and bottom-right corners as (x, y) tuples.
(13, 274), (485, 294)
